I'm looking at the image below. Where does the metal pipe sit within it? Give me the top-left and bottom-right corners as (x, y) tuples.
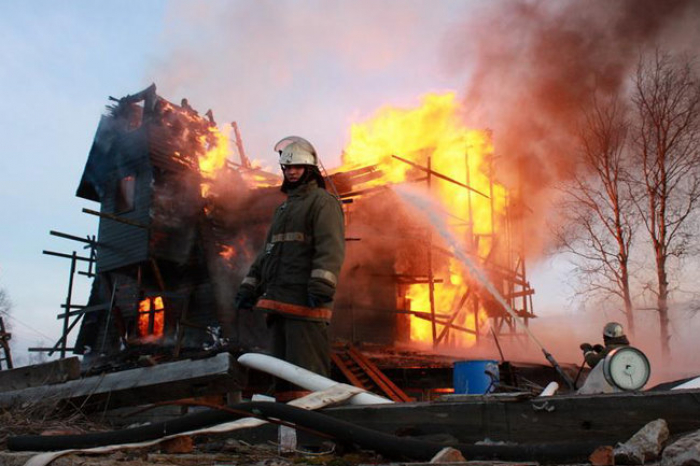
(237, 353), (392, 405)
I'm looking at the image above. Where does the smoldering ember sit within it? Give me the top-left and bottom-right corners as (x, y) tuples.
(1, 84), (700, 466)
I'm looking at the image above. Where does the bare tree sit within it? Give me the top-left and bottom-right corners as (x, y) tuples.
(555, 95), (637, 332)
(630, 50), (700, 357)
(0, 287), (11, 322)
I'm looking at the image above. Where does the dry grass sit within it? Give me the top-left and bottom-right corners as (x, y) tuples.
(0, 396), (109, 450)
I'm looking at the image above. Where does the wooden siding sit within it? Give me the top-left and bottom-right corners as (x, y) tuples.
(95, 130), (152, 273)
(149, 168), (202, 264)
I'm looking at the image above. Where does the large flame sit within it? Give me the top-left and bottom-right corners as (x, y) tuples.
(198, 125), (232, 197)
(159, 100), (279, 195)
(341, 93), (508, 348)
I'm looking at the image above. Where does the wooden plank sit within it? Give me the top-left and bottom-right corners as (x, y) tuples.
(57, 303), (109, 319)
(324, 388), (700, 446)
(347, 346), (413, 402)
(504, 289), (535, 299)
(330, 353), (368, 390)
(42, 250), (93, 262)
(392, 154), (489, 198)
(0, 357), (81, 393)
(0, 352), (244, 411)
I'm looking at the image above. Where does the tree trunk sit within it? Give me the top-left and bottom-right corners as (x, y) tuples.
(621, 263), (634, 336)
(657, 264), (671, 358)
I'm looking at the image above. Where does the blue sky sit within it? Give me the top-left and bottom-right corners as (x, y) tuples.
(0, 1), (173, 363)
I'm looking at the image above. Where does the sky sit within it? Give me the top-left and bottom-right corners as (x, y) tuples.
(0, 0), (698, 375)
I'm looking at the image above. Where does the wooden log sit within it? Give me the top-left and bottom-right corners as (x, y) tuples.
(0, 352), (244, 411)
(0, 357), (81, 393)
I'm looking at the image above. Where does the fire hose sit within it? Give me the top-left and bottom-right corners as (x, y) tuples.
(8, 401), (600, 462)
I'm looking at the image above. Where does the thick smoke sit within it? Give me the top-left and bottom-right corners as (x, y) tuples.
(148, 1), (700, 371)
(150, 1), (468, 169)
(450, 0), (700, 254)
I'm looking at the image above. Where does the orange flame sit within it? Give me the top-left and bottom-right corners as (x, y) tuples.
(160, 100), (279, 192)
(198, 126), (230, 177)
(218, 237), (257, 269)
(340, 93), (507, 348)
(198, 126), (232, 197)
(138, 296), (165, 339)
(220, 244), (236, 260)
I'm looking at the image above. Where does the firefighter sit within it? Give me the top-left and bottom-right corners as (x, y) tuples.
(580, 321), (630, 368)
(235, 136), (345, 385)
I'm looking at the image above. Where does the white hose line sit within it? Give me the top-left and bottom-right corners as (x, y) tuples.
(537, 381), (560, 397)
(237, 353), (394, 405)
(671, 376), (700, 390)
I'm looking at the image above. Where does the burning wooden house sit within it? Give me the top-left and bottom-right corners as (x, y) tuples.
(63, 85), (279, 363)
(16, 88), (700, 464)
(40, 86), (536, 393)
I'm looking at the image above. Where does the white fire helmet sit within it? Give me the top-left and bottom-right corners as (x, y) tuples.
(603, 322), (625, 338)
(274, 136), (318, 167)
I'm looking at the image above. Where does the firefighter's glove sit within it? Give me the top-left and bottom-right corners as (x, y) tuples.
(235, 285), (256, 311)
(580, 343), (593, 353)
(308, 280), (334, 306)
(593, 344), (604, 353)
(308, 294), (325, 308)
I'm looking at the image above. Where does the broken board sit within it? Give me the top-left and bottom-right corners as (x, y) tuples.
(0, 352), (243, 411)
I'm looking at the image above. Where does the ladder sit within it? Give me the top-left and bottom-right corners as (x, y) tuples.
(331, 345), (413, 402)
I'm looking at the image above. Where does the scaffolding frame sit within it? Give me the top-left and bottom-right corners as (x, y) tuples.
(339, 151), (535, 349)
(29, 230), (98, 358)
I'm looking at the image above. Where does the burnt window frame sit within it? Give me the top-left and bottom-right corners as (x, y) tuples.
(137, 296), (165, 338)
(115, 174), (136, 214)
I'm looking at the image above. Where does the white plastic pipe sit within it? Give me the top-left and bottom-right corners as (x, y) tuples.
(237, 353), (394, 405)
(537, 381), (559, 397)
(671, 376), (700, 390)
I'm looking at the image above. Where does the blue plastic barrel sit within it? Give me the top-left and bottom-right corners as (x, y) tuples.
(453, 360), (499, 394)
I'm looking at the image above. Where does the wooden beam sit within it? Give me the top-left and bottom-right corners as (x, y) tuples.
(392, 154), (490, 198)
(505, 289), (535, 299)
(0, 352), (244, 411)
(42, 250), (92, 262)
(57, 303), (109, 319)
(82, 208), (148, 229)
(324, 388), (700, 449)
(0, 357), (81, 393)
(49, 230), (100, 246)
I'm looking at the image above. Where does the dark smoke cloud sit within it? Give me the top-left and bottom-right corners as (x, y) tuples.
(447, 0), (700, 254)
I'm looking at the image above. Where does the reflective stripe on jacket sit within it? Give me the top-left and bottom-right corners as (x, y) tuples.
(243, 180), (345, 322)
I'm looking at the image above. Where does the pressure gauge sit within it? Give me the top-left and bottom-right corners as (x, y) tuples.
(602, 346), (651, 391)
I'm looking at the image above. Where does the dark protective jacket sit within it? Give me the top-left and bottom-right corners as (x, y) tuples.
(241, 180), (345, 323)
(584, 335), (630, 368)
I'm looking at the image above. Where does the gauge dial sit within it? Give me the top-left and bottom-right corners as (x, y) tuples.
(602, 346), (651, 391)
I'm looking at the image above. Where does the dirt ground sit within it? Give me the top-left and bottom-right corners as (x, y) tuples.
(0, 441), (384, 466)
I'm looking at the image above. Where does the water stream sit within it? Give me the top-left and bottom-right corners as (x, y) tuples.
(393, 185), (549, 352)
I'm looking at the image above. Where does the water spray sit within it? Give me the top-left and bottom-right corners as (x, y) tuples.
(395, 186), (576, 390)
